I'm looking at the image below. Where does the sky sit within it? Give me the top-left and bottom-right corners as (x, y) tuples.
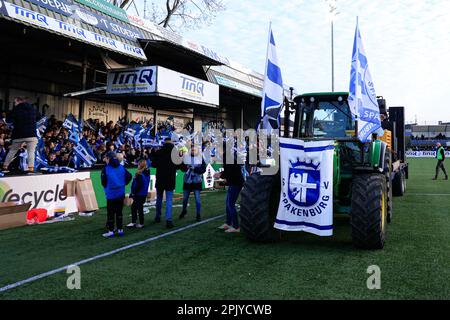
(131, 0), (450, 124)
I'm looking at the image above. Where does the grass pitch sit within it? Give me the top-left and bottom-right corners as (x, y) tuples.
(0, 158), (449, 300)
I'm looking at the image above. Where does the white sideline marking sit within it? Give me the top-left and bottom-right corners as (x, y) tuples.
(0, 215), (224, 293)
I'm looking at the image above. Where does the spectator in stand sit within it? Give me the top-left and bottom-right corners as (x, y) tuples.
(101, 151), (132, 238)
(150, 137), (181, 229)
(127, 160), (151, 229)
(7, 142), (28, 172)
(0, 138), (7, 165)
(433, 143), (448, 181)
(2, 97), (40, 172)
(47, 152), (58, 166)
(0, 112), (7, 124)
(179, 146), (207, 222)
(58, 152), (74, 168)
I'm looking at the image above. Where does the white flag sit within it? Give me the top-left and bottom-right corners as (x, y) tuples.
(348, 21), (382, 142)
(275, 138), (334, 237)
(261, 24), (284, 131)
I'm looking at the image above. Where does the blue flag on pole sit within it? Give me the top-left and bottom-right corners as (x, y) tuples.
(261, 24), (284, 131)
(114, 132), (125, 149)
(36, 116), (48, 139)
(63, 114), (81, 144)
(34, 138), (48, 171)
(348, 20), (382, 142)
(74, 138), (97, 167)
(63, 114), (80, 132)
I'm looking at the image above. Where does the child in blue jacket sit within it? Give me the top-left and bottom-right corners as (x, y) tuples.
(101, 151), (132, 238)
(127, 160), (151, 229)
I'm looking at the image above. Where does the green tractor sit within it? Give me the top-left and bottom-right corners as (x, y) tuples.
(240, 92), (408, 249)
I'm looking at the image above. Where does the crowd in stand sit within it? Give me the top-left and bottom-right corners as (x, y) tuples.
(0, 109), (199, 172)
(412, 133), (448, 140)
(1, 98), (247, 235)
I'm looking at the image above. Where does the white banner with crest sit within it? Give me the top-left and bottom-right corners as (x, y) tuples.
(275, 138), (334, 236)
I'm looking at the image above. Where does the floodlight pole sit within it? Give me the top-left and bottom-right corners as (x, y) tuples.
(326, 0), (338, 92)
(331, 19), (335, 92)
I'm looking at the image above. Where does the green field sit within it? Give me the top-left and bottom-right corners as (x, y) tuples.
(0, 158), (449, 300)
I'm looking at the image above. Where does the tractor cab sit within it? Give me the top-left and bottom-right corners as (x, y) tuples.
(293, 93), (356, 141)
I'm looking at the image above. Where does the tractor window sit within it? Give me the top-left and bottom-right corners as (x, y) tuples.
(311, 101), (354, 138)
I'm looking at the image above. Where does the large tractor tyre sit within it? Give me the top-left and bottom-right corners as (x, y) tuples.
(240, 174), (281, 243)
(351, 174), (388, 250)
(392, 169), (406, 197)
(385, 153), (394, 224)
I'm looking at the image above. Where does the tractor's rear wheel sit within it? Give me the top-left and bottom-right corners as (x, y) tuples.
(240, 174), (281, 242)
(392, 169), (406, 197)
(351, 174), (388, 250)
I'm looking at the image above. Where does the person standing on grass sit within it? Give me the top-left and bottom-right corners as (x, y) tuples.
(127, 160), (151, 229)
(214, 150), (245, 233)
(150, 137), (181, 229)
(101, 151), (132, 238)
(2, 97), (40, 173)
(433, 142), (448, 180)
(179, 147), (207, 222)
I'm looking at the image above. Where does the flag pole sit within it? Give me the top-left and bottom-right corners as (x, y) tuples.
(261, 22), (272, 121)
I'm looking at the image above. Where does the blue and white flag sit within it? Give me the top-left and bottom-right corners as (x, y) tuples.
(133, 126), (145, 149)
(275, 138), (334, 237)
(125, 123), (143, 138)
(114, 132), (125, 149)
(348, 21), (382, 142)
(63, 114), (80, 132)
(141, 128), (158, 148)
(64, 114), (81, 144)
(36, 116), (48, 138)
(74, 138), (97, 167)
(41, 166), (76, 174)
(98, 128), (105, 139)
(260, 24), (284, 131)
(34, 138), (48, 171)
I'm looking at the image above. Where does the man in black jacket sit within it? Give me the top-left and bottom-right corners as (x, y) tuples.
(214, 145), (245, 233)
(151, 138), (181, 229)
(2, 97), (40, 172)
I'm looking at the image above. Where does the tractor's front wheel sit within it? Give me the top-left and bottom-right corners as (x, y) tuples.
(351, 174), (388, 250)
(240, 174), (281, 243)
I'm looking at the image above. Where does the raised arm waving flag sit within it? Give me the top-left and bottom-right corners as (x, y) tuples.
(348, 20), (382, 142)
(260, 24), (284, 131)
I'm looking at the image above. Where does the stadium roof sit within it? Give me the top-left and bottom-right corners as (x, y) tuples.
(0, 0), (296, 97)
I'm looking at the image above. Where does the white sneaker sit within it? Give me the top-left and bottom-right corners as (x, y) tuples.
(136, 224), (144, 229)
(102, 231), (115, 238)
(225, 227), (240, 233)
(126, 223), (136, 228)
(218, 224), (231, 230)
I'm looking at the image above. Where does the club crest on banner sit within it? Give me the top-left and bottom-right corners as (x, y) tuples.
(288, 159), (321, 207)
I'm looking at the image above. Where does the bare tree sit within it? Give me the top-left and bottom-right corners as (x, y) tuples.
(111, 0), (132, 9)
(148, 0), (225, 31)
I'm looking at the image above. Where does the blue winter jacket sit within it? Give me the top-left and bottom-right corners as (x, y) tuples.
(101, 158), (132, 200)
(131, 169), (151, 198)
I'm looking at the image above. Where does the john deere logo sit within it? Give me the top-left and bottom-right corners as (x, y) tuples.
(0, 181), (67, 208)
